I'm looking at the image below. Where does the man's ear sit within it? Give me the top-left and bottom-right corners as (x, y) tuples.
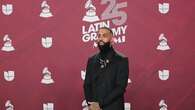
(111, 37), (115, 45)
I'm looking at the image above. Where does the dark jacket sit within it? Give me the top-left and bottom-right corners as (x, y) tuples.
(83, 48), (129, 110)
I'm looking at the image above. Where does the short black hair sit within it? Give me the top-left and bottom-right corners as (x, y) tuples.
(99, 27), (113, 35)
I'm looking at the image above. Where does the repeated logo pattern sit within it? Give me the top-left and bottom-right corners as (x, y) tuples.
(0, 0), (194, 110)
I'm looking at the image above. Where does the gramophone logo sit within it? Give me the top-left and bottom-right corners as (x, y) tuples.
(4, 71), (15, 82)
(159, 99), (168, 110)
(128, 78), (132, 84)
(41, 67), (54, 85)
(157, 33), (170, 51)
(81, 70), (86, 80)
(158, 70), (170, 81)
(124, 102), (131, 110)
(159, 3), (170, 14)
(2, 4), (13, 15)
(82, 0), (100, 22)
(5, 100), (14, 110)
(1, 34), (15, 52)
(40, 1), (53, 18)
(43, 103), (54, 110)
(42, 37), (53, 48)
(82, 100), (89, 110)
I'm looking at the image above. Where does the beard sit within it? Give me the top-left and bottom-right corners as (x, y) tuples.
(97, 41), (111, 54)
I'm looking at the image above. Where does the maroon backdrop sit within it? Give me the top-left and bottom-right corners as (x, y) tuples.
(0, 0), (195, 110)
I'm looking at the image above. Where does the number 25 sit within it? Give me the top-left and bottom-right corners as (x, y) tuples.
(101, 0), (127, 26)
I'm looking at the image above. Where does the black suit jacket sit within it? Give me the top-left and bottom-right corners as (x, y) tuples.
(83, 49), (129, 110)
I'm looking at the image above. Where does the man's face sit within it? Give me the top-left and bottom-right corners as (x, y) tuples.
(97, 28), (112, 45)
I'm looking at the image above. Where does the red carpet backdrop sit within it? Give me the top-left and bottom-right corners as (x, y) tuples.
(0, 0), (195, 110)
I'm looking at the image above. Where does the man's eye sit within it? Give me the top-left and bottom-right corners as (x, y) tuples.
(103, 35), (107, 38)
(97, 34), (100, 37)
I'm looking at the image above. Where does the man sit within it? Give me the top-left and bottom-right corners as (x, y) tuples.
(83, 27), (129, 110)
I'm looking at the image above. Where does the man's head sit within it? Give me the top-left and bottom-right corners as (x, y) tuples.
(97, 27), (113, 45)
(96, 27), (113, 52)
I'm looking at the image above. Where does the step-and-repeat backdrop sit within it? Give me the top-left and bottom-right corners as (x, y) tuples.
(0, 0), (194, 110)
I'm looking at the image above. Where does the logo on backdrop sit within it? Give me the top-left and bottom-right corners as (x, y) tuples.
(83, 0), (100, 22)
(42, 36), (53, 48)
(128, 78), (132, 84)
(1, 34), (15, 52)
(2, 4), (13, 16)
(81, 70), (86, 80)
(159, 3), (170, 14)
(157, 33), (170, 51)
(4, 71), (15, 82)
(5, 100), (14, 110)
(43, 103), (54, 110)
(159, 99), (168, 110)
(40, 1), (53, 18)
(124, 102), (131, 110)
(158, 70), (170, 81)
(81, 0), (128, 46)
(41, 67), (54, 85)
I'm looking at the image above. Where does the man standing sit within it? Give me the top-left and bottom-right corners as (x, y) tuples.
(83, 27), (129, 110)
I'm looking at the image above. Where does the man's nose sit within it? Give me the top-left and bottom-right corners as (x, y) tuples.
(97, 37), (102, 41)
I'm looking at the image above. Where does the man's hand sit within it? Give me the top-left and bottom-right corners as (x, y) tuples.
(88, 102), (102, 110)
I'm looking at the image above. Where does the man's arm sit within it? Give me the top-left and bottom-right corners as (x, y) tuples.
(98, 57), (129, 108)
(83, 58), (94, 105)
